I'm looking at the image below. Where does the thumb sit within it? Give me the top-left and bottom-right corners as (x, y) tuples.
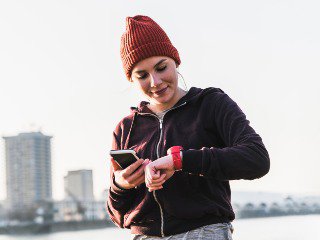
(110, 157), (121, 171)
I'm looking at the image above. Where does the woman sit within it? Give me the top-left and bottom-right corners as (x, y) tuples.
(107, 15), (270, 239)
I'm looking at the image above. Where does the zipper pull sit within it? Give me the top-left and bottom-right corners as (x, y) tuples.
(159, 119), (163, 129)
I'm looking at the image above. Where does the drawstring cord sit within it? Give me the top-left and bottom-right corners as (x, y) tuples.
(124, 111), (137, 149)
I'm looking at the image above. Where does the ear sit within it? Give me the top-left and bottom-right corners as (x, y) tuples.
(176, 64), (180, 73)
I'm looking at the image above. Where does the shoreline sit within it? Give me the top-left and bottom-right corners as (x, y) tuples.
(0, 219), (114, 235)
(1, 213), (320, 235)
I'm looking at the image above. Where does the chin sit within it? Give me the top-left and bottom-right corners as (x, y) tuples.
(154, 94), (174, 105)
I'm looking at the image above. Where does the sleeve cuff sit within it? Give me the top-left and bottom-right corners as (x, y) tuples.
(181, 149), (203, 175)
(110, 174), (135, 195)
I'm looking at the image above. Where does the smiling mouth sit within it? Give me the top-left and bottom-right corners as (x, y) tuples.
(154, 86), (168, 95)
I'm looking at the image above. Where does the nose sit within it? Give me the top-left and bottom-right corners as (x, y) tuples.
(150, 73), (162, 87)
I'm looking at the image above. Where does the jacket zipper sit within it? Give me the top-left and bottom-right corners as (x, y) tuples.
(156, 118), (163, 158)
(154, 118), (164, 236)
(138, 101), (186, 237)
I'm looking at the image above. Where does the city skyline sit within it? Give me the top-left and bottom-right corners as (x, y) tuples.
(1, 130), (107, 202)
(1, 0), (320, 201)
(3, 132), (52, 210)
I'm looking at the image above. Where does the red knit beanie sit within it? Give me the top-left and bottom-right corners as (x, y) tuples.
(120, 15), (181, 81)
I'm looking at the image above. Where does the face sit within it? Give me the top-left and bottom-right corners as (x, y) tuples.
(131, 56), (180, 110)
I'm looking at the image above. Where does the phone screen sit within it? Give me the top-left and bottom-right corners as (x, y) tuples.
(110, 150), (139, 169)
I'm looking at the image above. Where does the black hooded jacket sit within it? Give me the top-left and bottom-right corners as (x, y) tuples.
(107, 87), (270, 237)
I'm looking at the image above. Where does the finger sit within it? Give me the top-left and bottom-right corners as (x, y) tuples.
(145, 169), (154, 187)
(144, 164), (153, 182)
(122, 158), (144, 177)
(148, 173), (166, 184)
(146, 168), (157, 184)
(147, 180), (165, 188)
(146, 166), (160, 183)
(146, 179), (165, 189)
(126, 163), (147, 183)
(145, 168), (152, 186)
(132, 174), (145, 187)
(142, 159), (151, 169)
(147, 182), (165, 190)
(146, 173), (166, 187)
(148, 185), (163, 192)
(154, 170), (161, 179)
(142, 159), (151, 168)
(124, 159), (150, 184)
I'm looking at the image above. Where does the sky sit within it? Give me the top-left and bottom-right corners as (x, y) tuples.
(0, 0), (319, 201)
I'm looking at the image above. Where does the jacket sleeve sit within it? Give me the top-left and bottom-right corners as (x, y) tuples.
(182, 92), (270, 181)
(106, 130), (137, 228)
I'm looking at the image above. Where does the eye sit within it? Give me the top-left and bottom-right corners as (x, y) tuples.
(137, 73), (148, 80)
(157, 65), (167, 72)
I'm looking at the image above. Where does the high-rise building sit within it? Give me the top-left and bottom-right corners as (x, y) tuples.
(3, 132), (53, 211)
(64, 170), (94, 201)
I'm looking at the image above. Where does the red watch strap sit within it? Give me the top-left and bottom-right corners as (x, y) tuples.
(167, 146), (183, 170)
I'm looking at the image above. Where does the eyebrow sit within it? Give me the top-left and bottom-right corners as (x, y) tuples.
(133, 59), (167, 74)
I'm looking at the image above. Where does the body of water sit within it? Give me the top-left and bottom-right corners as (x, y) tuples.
(0, 215), (319, 240)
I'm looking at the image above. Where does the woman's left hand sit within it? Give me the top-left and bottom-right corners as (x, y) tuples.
(145, 155), (175, 192)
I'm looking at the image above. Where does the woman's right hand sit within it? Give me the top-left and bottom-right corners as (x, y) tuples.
(111, 158), (150, 190)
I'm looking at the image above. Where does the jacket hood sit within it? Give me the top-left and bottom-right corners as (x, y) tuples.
(130, 87), (224, 114)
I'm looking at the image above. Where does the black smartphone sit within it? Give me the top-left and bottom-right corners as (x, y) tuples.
(110, 149), (139, 169)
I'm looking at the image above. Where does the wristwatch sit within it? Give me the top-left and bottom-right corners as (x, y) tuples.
(167, 146), (183, 171)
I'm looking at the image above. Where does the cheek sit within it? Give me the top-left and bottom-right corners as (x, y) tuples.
(137, 81), (150, 93)
(163, 71), (178, 85)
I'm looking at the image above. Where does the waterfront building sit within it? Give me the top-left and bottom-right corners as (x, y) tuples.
(100, 189), (108, 201)
(0, 201), (6, 222)
(53, 200), (107, 221)
(64, 170), (94, 202)
(3, 132), (53, 212)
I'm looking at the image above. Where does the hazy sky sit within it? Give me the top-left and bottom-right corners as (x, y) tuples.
(1, 0), (319, 200)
